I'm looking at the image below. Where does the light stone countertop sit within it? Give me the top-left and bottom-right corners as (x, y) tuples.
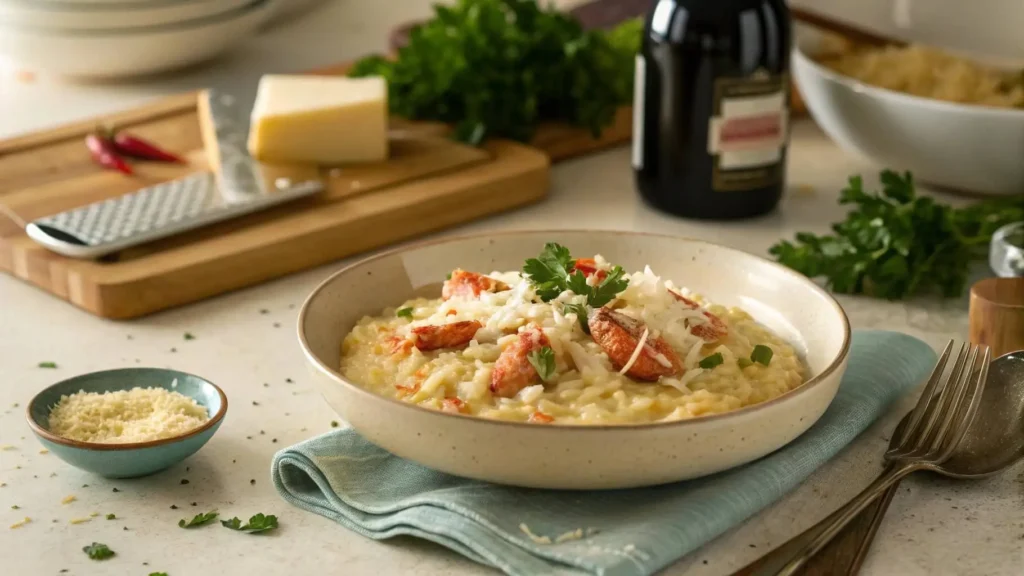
(1, 1), (1021, 575)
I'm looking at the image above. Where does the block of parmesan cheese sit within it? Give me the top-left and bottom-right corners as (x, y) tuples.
(247, 74), (388, 165)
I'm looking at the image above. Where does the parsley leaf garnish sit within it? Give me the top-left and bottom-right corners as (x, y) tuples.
(523, 243), (629, 306)
(750, 345), (774, 366)
(523, 243), (574, 301)
(38, 362), (57, 369)
(149, 573), (169, 576)
(698, 353), (724, 370)
(770, 170), (1024, 299)
(396, 307), (414, 319)
(183, 332), (195, 340)
(178, 511), (218, 528)
(588, 266), (629, 307)
(105, 513), (115, 520)
(83, 542), (114, 560)
(566, 270), (590, 298)
(526, 346), (557, 383)
(221, 513), (278, 534)
(562, 302), (590, 334)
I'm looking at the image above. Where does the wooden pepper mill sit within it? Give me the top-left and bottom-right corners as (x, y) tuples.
(969, 277), (1024, 357)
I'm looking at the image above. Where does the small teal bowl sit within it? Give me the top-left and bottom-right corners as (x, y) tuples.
(26, 368), (227, 478)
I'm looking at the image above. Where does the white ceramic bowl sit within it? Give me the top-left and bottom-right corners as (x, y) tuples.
(0, 0), (272, 78)
(0, 0), (254, 30)
(298, 231), (851, 490)
(792, 31), (1024, 196)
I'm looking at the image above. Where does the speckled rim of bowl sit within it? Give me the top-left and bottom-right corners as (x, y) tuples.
(2, 0), (269, 36)
(297, 229), (853, 431)
(9, 0), (216, 11)
(25, 368), (228, 451)
(792, 42), (1024, 118)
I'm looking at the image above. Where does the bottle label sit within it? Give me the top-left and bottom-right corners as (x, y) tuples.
(631, 54), (646, 170)
(707, 71), (789, 192)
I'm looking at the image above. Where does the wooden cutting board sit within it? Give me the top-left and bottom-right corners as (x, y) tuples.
(0, 90), (556, 319)
(0, 54), (638, 319)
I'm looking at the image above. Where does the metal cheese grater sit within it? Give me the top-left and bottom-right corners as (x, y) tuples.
(26, 88), (324, 259)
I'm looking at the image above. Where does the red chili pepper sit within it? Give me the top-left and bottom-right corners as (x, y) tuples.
(111, 131), (185, 164)
(85, 133), (133, 175)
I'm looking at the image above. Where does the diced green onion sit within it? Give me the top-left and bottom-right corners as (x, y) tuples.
(737, 358), (753, 369)
(751, 345), (773, 366)
(698, 352), (724, 370)
(396, 307), (414, 319)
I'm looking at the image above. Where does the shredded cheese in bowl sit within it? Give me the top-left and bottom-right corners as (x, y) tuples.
(47, 386), (210, 444)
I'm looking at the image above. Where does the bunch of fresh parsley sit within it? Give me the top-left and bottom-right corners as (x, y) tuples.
(349, 0), (641, 144)
(770, 170), (1024, 299)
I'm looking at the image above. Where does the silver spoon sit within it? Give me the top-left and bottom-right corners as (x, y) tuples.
(738, 350), (1024, 576)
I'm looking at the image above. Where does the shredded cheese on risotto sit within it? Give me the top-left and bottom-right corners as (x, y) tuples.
(340, 248), (807, 425)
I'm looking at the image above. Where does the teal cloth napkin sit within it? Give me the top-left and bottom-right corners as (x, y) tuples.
(272, 330), (936, 576)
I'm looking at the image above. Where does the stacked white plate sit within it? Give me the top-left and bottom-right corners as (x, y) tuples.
(0, 0), (278, 78)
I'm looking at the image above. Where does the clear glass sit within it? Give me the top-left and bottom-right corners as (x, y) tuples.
(990, 221), (1024, 278)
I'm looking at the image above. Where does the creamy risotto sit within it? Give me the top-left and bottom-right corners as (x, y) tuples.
(816, 43), (1023, 109)
(340, 244), (806, 425)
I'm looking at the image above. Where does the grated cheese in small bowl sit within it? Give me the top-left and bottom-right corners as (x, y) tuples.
(48, 386), (210, 444)
(27, 368), (227, 478)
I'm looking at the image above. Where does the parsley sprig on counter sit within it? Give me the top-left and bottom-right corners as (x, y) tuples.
(770, 170), (1024, 299)
(349, 0), (641, 144)
(179, 511), (218, 528)
(221, 513), (278, 534)
(522, 243), (629, 326)
(83, 542), (114, 560)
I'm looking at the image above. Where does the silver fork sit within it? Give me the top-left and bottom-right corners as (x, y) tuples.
(759, 340), (991, 576)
